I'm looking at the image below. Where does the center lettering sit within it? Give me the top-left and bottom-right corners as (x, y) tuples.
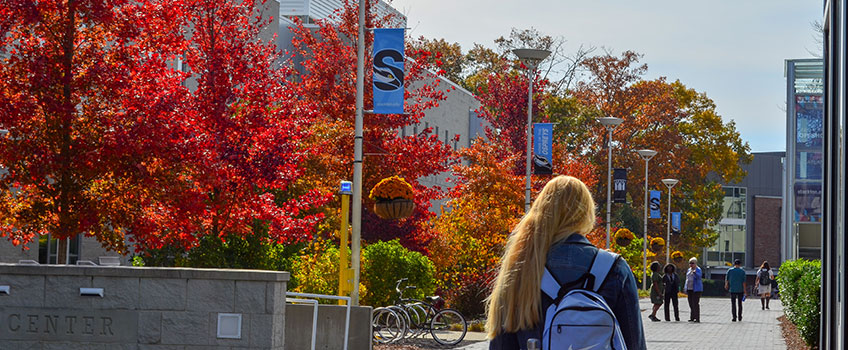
(4, 313), (115, 337)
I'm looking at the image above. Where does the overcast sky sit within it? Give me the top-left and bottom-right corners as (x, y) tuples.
(389, 0), (823, 152)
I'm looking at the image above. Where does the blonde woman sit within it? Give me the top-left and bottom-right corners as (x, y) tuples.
(486, 176), (645, 350)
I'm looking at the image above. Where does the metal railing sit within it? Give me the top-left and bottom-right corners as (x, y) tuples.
(285, 292), (351, 350)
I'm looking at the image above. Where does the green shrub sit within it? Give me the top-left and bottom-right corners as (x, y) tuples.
(776, 259), (821, 348)
(288, 239), (341, 301)
(361, 239), (435, 307)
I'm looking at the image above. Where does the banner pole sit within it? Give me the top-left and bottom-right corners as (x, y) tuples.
(350, 0), (365, 307)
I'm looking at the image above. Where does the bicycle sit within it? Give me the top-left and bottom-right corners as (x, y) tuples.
(372, 278), (468, 346)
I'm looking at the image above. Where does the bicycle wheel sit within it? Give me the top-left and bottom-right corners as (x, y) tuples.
(405, 302), (431, 337)
(429, 308), (467, 346)
(372, 307), (406, 343)
(386, 305), (416, 339)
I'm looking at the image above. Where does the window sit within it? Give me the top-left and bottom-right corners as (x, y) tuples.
(706, 186), (747, 266)
(38, 234), (81, 264)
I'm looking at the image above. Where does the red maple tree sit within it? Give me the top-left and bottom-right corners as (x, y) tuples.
(0, 0), (191, 261)
(288, 0), (457, 252)
(130, 0), (331, 252)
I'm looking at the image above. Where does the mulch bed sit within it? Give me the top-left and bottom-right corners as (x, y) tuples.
(778, 314), (813, 350)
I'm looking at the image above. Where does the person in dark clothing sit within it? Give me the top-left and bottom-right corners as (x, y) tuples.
(486, 176), (646, 350)
(662, 263), (680, 321)
(648, 261), (663, 322)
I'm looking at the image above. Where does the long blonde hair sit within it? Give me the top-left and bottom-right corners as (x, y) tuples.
(485, 175), (596, 337)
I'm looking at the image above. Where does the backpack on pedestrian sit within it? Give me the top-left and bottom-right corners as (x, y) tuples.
(759, 269), (771, 286)
(540, 249), (627, 350)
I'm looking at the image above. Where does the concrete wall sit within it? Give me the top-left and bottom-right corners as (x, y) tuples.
(0, 264), (289, 350)
(285, 304), (372, 350)
(0, 240), (37, 264)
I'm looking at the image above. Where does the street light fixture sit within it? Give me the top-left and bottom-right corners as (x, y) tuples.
(513, 48), (551, 213)
(636, 149), (657, 290)
(661, 178), (679, 264)
(599, 117), (623, 248)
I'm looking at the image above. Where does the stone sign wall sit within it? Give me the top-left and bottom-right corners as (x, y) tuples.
(0, 264), (288, 350)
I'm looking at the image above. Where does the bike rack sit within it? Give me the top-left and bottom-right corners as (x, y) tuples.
(285, 292), (351, 350)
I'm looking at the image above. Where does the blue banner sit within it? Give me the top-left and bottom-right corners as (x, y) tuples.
(649, 190), (661, 219)
(671, 212), (681, 234)
(372, 28), (405, 114)
(533, 123), (553, 175)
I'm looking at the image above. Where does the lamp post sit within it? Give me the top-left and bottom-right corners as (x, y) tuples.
(513, 48), (551, 213)
(350, 0), (366, 306)
(599, 117), (623, 248)
(636, 149), (657, 290)
(661, 178), (679, 264)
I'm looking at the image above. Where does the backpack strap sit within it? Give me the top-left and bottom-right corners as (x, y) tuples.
(541, 266), (561, 300)
(587, 250), (619, 292)
(542, 249), (620, 298)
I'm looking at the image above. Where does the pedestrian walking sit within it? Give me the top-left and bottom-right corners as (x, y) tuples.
(648, 261), (663, 322)
(486, 175), (646, 350)
(725, 258), (747, 322)
(755, 261), (774, 310)
(683, 257), (704, 323)
(662, 263), (680, 321)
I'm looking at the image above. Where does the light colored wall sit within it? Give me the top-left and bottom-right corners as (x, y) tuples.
(0, 264), (289, 349)
(285, 304), (372, 350)
(0, 240), (37, 264)
(407, 72), (484, 213)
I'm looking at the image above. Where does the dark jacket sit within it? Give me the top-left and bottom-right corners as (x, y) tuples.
(663, 272), (679, 295)
(489, 234), (647, 350)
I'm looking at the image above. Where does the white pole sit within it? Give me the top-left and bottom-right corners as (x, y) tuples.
(350, 0), (365, 306)
(606, 128), (613, 249)
(666, 186), (672, 264)
(525, 73), (533, 213)
(642, 159), (649, 290)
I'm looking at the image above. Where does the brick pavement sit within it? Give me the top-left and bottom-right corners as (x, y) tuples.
(456, 297), (787, 350)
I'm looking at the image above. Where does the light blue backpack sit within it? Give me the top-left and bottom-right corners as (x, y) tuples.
(540, 249), (627, 350)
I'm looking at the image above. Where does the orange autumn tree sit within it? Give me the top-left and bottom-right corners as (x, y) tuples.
(429, 55), (599, 315)
(572, 51), (751, 257)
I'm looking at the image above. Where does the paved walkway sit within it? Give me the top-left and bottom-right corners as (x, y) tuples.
(457, 297), (787, 350)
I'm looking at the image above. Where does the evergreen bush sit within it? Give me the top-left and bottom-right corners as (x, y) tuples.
(776, 259), (821, 348)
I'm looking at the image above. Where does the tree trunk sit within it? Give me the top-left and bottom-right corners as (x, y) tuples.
(56, 0), (76, 266)
(57, 238), (68, 265)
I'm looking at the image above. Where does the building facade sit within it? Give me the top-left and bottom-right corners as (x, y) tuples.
(783, 59), (825, 262)
(704, 152), (784, 275)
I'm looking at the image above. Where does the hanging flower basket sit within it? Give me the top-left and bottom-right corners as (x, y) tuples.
(650, 237), (665, 252)
(671, 251), (684, 263)
(614, 228), (634, 247)
(373, 198), (416, 219)
(370, 176), (415, 220)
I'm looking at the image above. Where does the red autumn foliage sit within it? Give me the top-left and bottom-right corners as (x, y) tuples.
(288, 0), (458, 253)
(0, 0), (331, 258)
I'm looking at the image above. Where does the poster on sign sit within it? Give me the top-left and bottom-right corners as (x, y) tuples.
(649, 190), (661, 219)
(613, 168), (627, 203)
(372, 28), (405, 114)
(671, 212), (681, 234)
(794, 182), (822, 222)
(533, 123), (553, 175)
